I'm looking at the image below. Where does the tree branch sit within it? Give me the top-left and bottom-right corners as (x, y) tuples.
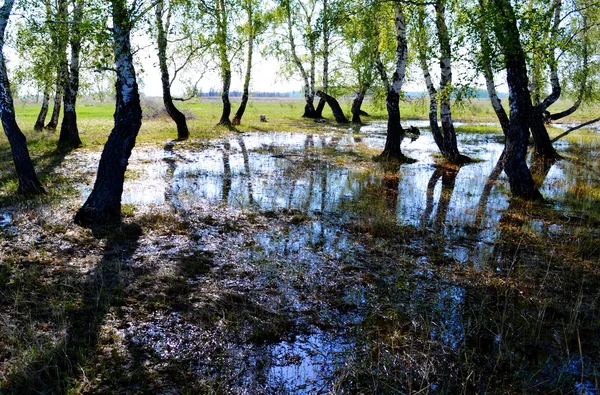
(551, 117), (600, 143)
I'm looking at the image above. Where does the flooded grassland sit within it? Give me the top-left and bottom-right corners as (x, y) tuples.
(1, 122), (599, 394)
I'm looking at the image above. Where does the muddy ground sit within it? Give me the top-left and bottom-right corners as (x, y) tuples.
(1, 123), (599, 394)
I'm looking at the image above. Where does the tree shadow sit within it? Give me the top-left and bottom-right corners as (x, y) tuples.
(6, 222), (142, 394)
(0, 141), (73, 204)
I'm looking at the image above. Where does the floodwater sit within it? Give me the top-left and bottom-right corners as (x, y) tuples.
(2, 122), (599, 393)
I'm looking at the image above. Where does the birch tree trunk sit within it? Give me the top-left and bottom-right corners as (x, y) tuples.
(156, 0), (189, 139)
(0, 0), (45, 195)
(232, 0), (255, 126)
(314, 0), (329, 118)
(283, 0), (316, 118)
(34, 86), (50, 131)
(527, 0), (561, 161)
(351, 87), (367, 124)
(216, 0), (231, 126)
(376, 2), (408, 160)
(46, 78), (62, 130)
(490, 0), (542, 201)
(476, 0), (509, 135)
(59, 0), (82, 149)
(75, 0), (143, 226)
(316, 90), (348, 123)
(434, 0), (467, 164)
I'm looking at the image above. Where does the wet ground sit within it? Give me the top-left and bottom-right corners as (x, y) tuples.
(1, 122), (600, 394)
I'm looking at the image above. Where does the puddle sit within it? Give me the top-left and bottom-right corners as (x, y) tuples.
(19, 121), (598, 393)
(0, 211), (11, 227)
(264, 331), (350, 393)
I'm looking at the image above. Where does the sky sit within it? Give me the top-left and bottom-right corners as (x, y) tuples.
(137, 48), (305, 97)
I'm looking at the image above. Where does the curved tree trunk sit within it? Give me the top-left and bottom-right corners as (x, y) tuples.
(232, 0), (255, 126)
(314, 0), (329, 119)
(59, 0), (83, 149)
(490, 0), (542, 201)
(432, 0), (468, 164)
(46, 78), (62, 130)
(529, 111), (558, 160)
(527, 0), (562, 161)
(0, 0), (45, 196)
(476, 0), (510, 135)
(34, 87), (50, 131)
(283, 0), (316, 118)
(75, 0), (143, 226)
(376, 3), (408, 160)
(315, 90), (349, 123)
(351, 87), (367, 124)
(216, 0), (231, 126)
(156, 0), (189, 139)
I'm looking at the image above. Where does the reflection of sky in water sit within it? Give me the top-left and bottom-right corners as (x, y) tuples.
(91, 125), (600, 393)
(266, 332), (350, 394)
(0, 212), (11, 227)
(430, 285), (465, 349)
(114, 128), (597, 269)
(162, 130), (510, 232)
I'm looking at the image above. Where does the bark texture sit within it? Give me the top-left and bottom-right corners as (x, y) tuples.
(476, 0), (510, 135)
(376, 3), (408, 159)
(491, 0), (542, 201)
(216, 0), (231, 126)
(527, 0), (560, 160)
(59, 0), (83, 149)
(75, 0), (142, 226)
(317, 0), (330, 119)
(315, 90), (349, 124)
(351, 88), (367, 124)
(283, 0), (316, 118)
(434, 0), (467, 164)
(417, 1), (467, 164)
(232, 0), (255, 126)
(46, 80), (62, 130)
(156, 0), (189, 139)
(0, 0), (45, 195)
(34, 87), (50, 131)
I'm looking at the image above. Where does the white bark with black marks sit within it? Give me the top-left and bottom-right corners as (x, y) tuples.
(75, 0), (143, 226)
(0, 0), (45, 195)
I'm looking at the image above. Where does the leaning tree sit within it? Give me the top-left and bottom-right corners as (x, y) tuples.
(75, 0), (145, 226)
(339, 0), (379, 124)
(487, 0), (542, 201)
(374, 0), (410, 160)
(154, 0), (191, 139)
(272, 0), (320, 118)
(0, 0), (45, 195)
(414, 0), (469, 164)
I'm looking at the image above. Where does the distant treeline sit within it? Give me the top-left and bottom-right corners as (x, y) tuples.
(201, 89), (304, 98)
(200, 89), (507, 100)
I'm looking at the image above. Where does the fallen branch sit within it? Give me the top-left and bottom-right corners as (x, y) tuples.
(551, 116), (600, 143)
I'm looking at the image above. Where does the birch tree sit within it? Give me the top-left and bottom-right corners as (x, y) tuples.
(75, 0), (144, 226)
(340, 0), (378, 124)
(415, 0), (469, 164)
(155, 0), (190, 139)
(0, 0), (45, 195)
(274, 0), (320, 118)
(232, 0), (264, 125)
(58, 0), (84, 149)
(487, 0), (542, 201)
(375, 0), (410, 160)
